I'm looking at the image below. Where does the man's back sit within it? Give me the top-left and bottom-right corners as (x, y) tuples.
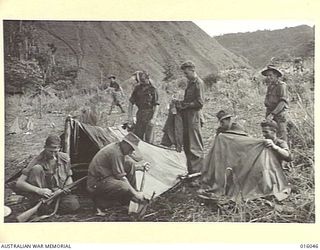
(87, 142), (125, 189)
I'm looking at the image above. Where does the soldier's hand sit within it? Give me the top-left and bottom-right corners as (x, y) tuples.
(37, 188), (53, 198)
(149, 118), (156, 126)
(134, 192), (146, 202)
(265, 139), (276, 149)
(127, 117), (134, 126)
(143, 162), (151, 171)
(62, 187), (72, 194)
(266, 114), (274, 120)
(135, 162), (151, 171)
(180, 102), (190, 109)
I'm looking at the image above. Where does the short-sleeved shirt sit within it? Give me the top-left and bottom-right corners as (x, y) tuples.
(274, 138), (292, 162)
(22, 151), (72, 188)
(129, 83), (159, 110)
(87, 142), (127, 189)
(264, 81), (289, 112)
(183, 76), (205, 110)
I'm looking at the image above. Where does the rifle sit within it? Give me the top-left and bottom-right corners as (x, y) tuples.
(5, 156), (34, 184)
(16, 176), (87, 222)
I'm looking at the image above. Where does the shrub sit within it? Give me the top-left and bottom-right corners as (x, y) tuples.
(203, 72), (220, 90)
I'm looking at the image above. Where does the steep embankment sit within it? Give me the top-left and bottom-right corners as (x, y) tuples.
(32, 21), (250, 83)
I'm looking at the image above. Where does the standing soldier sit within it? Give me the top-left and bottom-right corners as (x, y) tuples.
(108, 75), (125, 114)
(127, 71), (159, 143)
(261, 65), (289, 141)
(177, 61), (205, 185)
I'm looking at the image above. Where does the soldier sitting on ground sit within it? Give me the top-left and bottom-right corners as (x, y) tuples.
(15, 135), (80, 215)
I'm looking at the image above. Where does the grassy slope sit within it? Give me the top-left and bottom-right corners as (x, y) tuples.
(215, 25), (314, 69)
(31, 21), (250, 84)
(4, 65), (314, 223)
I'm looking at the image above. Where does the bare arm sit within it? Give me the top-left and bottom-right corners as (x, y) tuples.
(127, 102), (134, 122)
(65, 176), (73, 186)
(270, 100), (287, 116)
(16, 174), (53, 198)
(120, 176), (144, 201)
(150, 105), (159, 125)
(265, 139), (292, 162)
(272, 145), (292, 162)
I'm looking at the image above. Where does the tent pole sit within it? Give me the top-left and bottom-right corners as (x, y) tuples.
(64, 115), (72, 156)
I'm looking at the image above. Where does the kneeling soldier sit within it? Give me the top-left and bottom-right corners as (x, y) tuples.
(87, 132), (148, 210)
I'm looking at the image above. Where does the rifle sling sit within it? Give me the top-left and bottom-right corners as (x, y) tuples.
(30, 197), (61, 222)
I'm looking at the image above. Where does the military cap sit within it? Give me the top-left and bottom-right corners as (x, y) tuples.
(260, 119), (278, 131)
(108, 75), (116, 79)
(180, 60), (196, 70)
(261, 65), (282, 77)
(216, 110), (232, 121)
(44, 135), (61, 150)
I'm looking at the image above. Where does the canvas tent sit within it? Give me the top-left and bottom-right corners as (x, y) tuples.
(201, 133), (291, 201)
(63, 117), (188, 199)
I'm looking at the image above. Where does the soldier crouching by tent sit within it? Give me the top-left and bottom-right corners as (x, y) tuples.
(86, 132), (150, 213)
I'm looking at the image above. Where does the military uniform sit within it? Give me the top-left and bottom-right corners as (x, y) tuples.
(273, 138), (293, 163)
(180, 76), (205, 174)
(109, 81), (125, 114)
(87, 142), (137, 208)
(19, 151), (80, 214)
(129, 83), (159, 143)
(264, 81), (289, 141)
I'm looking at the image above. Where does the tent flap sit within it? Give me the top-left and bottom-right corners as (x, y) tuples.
(201, 133), (291, 201)
(68, 119), (187, 199)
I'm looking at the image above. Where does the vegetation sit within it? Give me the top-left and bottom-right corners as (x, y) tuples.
(216, 25), (315, 68)
(4, 21), (314, 223)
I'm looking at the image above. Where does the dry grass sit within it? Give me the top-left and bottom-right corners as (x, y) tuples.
(4, 67), (314, 223)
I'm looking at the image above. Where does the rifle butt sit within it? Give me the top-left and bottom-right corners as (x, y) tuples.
(16, 201), (42, 222)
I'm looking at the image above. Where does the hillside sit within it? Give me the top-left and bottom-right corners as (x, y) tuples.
(215, 25), (314, 68)
(4, 21), (250, 92)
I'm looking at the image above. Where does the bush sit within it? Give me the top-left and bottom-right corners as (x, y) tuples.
(203, 73), (220, 90)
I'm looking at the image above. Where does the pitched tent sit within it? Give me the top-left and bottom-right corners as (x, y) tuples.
(63, 117), (188, 199)
(201, 133), (291, 201)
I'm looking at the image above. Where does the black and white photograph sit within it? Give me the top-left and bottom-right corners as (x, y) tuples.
(3, 20), (315, 223)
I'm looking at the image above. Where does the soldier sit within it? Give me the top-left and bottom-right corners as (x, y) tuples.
(177, 61), (204, 185)
(87, 132), (148, 210)
(15, 135), (80, 215)
(261, 120), (292, 164)
(108, 75), (125, 114)
(261, 65), (289, 141)
(215, 110), (246, 135)
(127, 71), (159, 143)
